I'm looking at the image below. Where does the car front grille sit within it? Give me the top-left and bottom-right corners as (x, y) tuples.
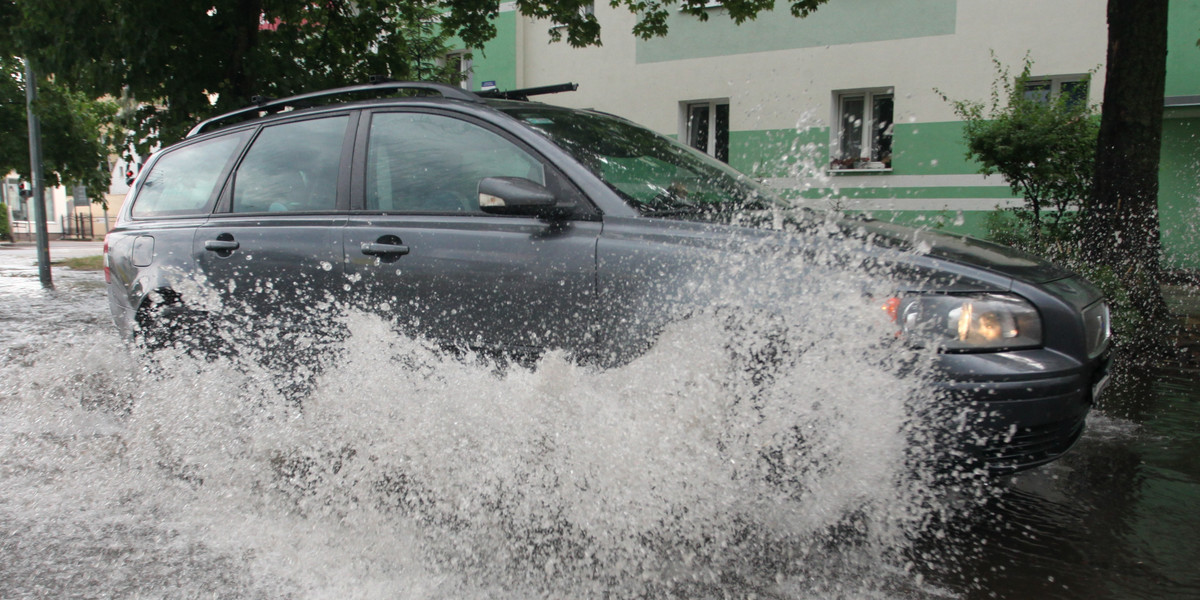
(979, 416), (1088, 472)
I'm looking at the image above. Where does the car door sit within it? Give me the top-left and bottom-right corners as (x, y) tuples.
(193, 113), (355, 327)
(109, 131), (249, 337)
(342, 109), (601, 358)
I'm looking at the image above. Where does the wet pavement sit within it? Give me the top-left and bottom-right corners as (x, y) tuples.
(0, 239), (105, 261)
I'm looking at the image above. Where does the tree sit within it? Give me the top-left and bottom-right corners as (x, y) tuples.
(7, 0), (463, 161)
(0, 56), (119, 204)
(0, 199), (10, 241)
(944, 56), (1100, 249)
(10, 0), (830, 156)
(1083, 0), (1172, 345)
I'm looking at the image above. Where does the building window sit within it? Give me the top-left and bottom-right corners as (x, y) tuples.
(446, 51), (473, 90)
(4, 178), (29, 221)
(1022, 75), (1089, 110)
(831, 89), (893, 171)
(551, 3), (595, 30)
(1, 178), (17, 211)
(683, 100), (729, 163)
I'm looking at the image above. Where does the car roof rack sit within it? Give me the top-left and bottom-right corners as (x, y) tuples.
(477, 83), (579, 101)
(186, 79), (484, 137)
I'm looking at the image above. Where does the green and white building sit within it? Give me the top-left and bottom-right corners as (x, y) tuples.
(454, 0), (1200, 269)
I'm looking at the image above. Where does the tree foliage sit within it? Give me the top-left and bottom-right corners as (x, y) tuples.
(8, 0), (830, 158)
(944, 56), (1100, 246)
(438, 0), (829, 48)
(6, 0), (462, 161)
(0, 200), (9, 241)
(0, 56), (119, 204)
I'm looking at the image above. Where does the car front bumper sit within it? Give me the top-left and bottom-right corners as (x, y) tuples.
(932, 347), (1111, 473)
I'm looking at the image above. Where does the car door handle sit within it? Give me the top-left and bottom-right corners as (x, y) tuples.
(361, 242), (410, 256)
(204, 239), (240, 252)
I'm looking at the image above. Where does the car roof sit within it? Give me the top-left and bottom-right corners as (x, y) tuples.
(186, 80), (578, 138)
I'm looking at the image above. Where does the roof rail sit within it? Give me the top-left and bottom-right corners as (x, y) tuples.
(186, 80), (484, 137)
(477, 83), (579, 101)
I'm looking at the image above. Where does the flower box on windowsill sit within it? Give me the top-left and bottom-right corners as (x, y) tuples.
(828, 160), (892, 175)
(829, 158), (891, 172)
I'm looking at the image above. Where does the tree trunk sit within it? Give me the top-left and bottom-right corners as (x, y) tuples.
(229, 0), (264, 104)
(1085, 0), (1172, 347)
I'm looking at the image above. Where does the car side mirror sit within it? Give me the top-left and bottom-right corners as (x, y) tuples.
(477, 177), (573, 217)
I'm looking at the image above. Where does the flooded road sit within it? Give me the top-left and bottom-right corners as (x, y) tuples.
(1, 242), (1197, 599)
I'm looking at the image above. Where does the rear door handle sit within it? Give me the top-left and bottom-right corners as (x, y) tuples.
(361, 242), (410, 256)
(204, 239), (240, 252)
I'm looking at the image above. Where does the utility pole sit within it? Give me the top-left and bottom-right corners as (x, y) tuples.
(24, 59), (52, 289)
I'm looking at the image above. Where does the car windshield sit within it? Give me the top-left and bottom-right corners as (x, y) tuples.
(500, 105), (785, 216)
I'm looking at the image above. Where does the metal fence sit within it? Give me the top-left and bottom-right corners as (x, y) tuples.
(7, 214), (112, 242)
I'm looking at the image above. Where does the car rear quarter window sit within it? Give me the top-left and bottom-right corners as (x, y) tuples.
(130, 134), (245, 219)
(232, 116), (349, 213)
(366, 112), (546, 212)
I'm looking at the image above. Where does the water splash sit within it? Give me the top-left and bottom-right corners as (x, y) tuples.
(0, 252), (968, 599)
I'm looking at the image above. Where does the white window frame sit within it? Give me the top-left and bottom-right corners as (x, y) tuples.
(680, 99), (730, 163)
(830, 87), (894, 173)
(551, 2), (595, 29)
(1022, 74), (1089, 105)
(445, 50), (473, 90)
(679, 1), (724, 10)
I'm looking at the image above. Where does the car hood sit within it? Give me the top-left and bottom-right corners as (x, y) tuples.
(842, 218), (1073, 284)
(667, 208), (1074, 285)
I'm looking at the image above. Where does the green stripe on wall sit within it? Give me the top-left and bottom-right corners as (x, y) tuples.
(1166, 1), (1200, 98)
(891, 122), (977, 175)
(720, 121), (1194, 269)
(729, 122), (981, 178)
(636, 0), (956, 64)
(849, 210), (995, 240)
(795, 186), (1017, 201)
(729, 128), (828, 177)
(1159, 116), (1200, 269)
(471, 11), (518, 91)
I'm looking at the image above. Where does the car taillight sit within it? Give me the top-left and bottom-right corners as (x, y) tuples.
(103, 235), (111, 284)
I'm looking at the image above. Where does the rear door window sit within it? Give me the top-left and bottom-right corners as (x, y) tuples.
(130, 133), (246, 218)
(231, 116), (349, 213)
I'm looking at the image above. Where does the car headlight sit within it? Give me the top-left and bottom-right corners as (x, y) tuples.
(885, 293), (1043, 351)
(1082, 300), (1110, 358)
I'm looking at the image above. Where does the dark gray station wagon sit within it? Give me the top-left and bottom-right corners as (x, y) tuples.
(105, 81), (1112, 472)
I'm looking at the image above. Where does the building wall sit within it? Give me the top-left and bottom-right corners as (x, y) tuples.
(472, 0), (1197, 266)
(1162, 0), (1200, 269)
(1160, 112), (1200, 269)
(1, 173), (72, 240)
(2, 166), (126, 241)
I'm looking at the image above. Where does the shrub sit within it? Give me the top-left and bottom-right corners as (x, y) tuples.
(942, 54), (1100, 244)
(0, 202), (10, 242)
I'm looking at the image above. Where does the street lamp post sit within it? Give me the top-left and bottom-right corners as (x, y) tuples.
(24, 58), (52, 289)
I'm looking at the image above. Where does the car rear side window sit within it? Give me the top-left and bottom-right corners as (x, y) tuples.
(366, 112), (546, 212)
(232, 116), (349, 213)
(130, 134), (245, 218)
